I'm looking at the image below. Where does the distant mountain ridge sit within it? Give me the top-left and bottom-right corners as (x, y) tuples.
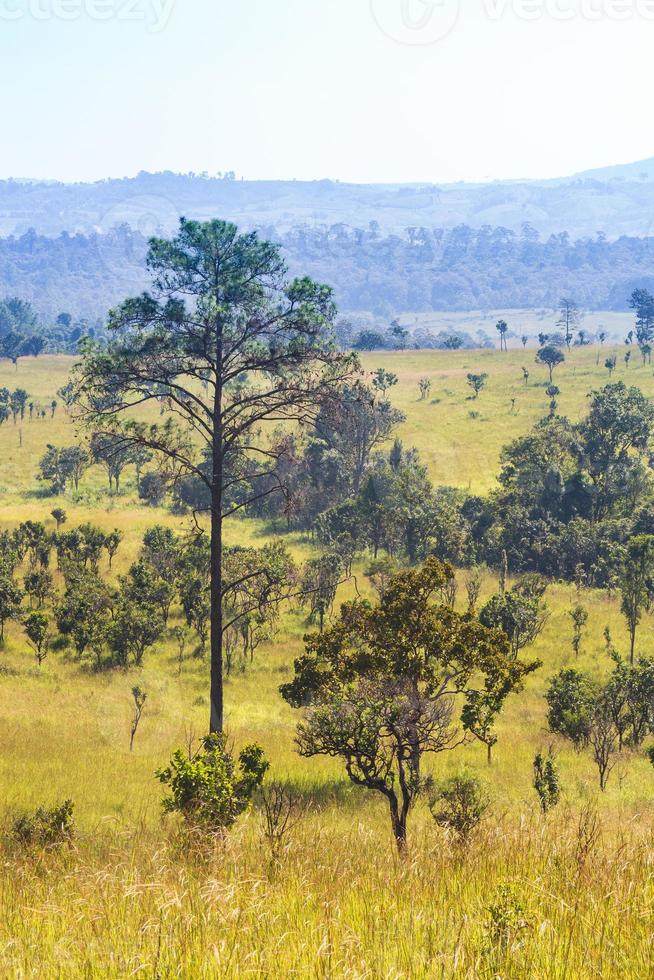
(2, 157), (654, 240)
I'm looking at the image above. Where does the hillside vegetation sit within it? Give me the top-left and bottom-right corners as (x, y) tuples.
(1, 348), (654, 975)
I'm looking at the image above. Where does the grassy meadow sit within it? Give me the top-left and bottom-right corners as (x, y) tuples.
(1, 346), (654, 976)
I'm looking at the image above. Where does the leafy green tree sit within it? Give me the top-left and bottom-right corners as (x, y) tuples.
(605, 355), (617, 377)
(0, 573), (22, 642)
(577, 383), (654, 522)
(568, 603), (588, 657)
(533, 748), (560, 814)
(39, 444), (90, 493)
(156, 733), (268, 832)
(105, 529), (122, 569)
(430, 773), (489, 845)
(617, 535), (654, 664)
(536, 345), (565, 382)
(418, 377), (431, 400)
(50, 508), (67, 529)
(24, 611), (51, 666)
(479, 579), (548, 659)
(496, 319), (509, 352)
(466, 372), (488, 398)
(371, 368), (398, 396)
(546, 668), (596, 749)
(109, 599), (165, 668)
(282, 558), (537, 851)
(72, 219), (354, 733)
(55, 564), (113, 667)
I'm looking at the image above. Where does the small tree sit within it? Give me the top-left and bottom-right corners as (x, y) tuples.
(430, 773), (489, 845)
(50, 508), (67, 530)
(536, 346), (565, 382)
(557, 298), (581, 349)
(282, 559), (537, 851)
(24, 611), (50, 666)
(521, 335), (528, 349)
(496, 320), (509, 352)
(105, 529), (123, 569)
(605, 355), (617, 377)
(129, 686), (147, 752)
(533, 748), (560, 814)
(618, 535), (654, 664)
(418, 377), (432, 400)
(0, 572), (23, 642)
(568, 603), (588, 658)
(467, 373), (488, 399)
(522, 367), (529, 386)
(371, 368), (398, 397)
(156, 733), (268, 832)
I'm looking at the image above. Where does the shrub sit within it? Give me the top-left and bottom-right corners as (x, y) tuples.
(11, 800), (74, 848)
(430, 773), (489, 845)
(156, 734), (268, 832)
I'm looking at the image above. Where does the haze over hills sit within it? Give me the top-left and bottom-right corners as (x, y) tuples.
(2, 159), (654, 324)
(3, 157), (654, 240)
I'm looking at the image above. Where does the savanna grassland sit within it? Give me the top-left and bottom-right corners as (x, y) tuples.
(2, 346), (654, 978)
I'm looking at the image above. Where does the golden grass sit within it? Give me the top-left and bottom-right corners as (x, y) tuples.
(0, 348), (653, 976)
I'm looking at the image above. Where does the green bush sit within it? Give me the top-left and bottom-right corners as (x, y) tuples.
(430, 773), (489, 845)
(11, 800), (74, 848)
(156, 734), (268, 832)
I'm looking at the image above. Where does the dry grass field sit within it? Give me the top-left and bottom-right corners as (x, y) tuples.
(1, 346), (653, 977)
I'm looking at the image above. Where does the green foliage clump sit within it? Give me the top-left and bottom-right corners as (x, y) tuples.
(11, 800), (74, 848)
(430, 773), (489, 845)
(156, 734), (269, 832)
(533, 749), (561, 814)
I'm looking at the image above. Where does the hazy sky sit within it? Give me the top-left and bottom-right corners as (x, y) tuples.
(2, 0), (653, 184)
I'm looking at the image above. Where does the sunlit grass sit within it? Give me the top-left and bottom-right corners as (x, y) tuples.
(0, 348), (653, 975)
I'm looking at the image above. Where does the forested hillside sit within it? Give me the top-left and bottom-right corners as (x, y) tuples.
(2, 221), (654, 321)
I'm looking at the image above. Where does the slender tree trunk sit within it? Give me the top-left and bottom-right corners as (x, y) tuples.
(210, 340), (224, 734)
(487, 742), (493, 766)
(389, 795), (407, 854)
(630, 623), (636, 665)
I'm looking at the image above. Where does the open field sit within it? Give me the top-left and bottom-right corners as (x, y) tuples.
(1, 348), (654, 976)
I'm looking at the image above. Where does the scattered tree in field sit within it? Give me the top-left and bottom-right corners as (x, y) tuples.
(605, 355), (617, 377)
(568, 603), (588, 657)
(546, 669), (619, 789)
(139, 471), (168, 506)
(282, 558), (537, 851)
(464, 565), (484, 614)
(72, 218), (355, 733)
(24, 611), (50, 666)
(521, 335), (528, 349)
(557, 298), (582, 349)
(129, 686), (147, 752)
(522, 366), (529, 385)
(39, 444), (90, 493)
(50, 508), (67, 529)
(625, 350), (632, 369)
(0, 572), (23, 641)
(533, 748), (560, 814)
(156, 733), (268, 832)
(617, 535), (654, 664)
(105, 530), (122, 569)
(479, 576), (548, 660)
(496, 320), (509, 352)
(390, 321), (409, 350)
(630, 288), (654, 347)
(536, 345), (565, 382)
(10, 389), (29, 423)
(109, 598), (165, 667)
(371, 368), (398, 397)
(640, 344), (652, 366)
(24, 569), (53, 608)
(430, 773), (489, 845)
(467, 372), (488, 399)
(54, 565), (113, 667)
(418, 377), (431, 400)
(300, 553), (342, 632)
(596, 330), (607, 365)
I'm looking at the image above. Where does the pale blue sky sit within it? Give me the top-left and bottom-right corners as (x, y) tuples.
(2, 0), (653, 184)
